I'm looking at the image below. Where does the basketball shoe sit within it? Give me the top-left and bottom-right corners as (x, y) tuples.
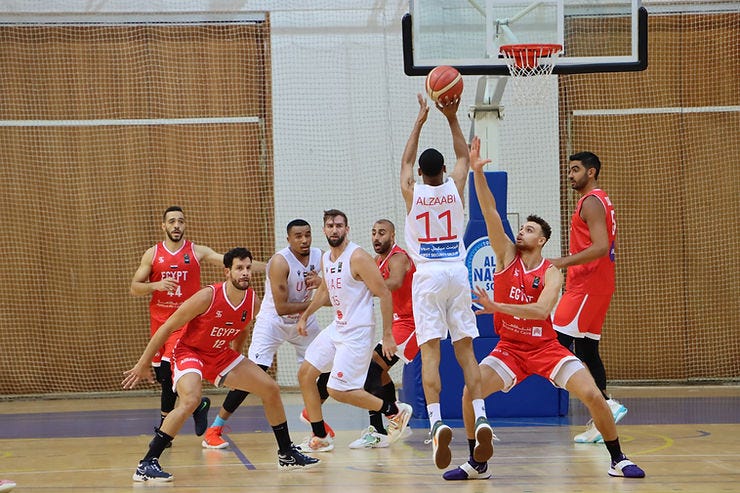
(608, 455), (646, 478)
(192, 397), (211, 436)
(296, 433), (334, 453)
(427, 420), (453, 469)
(442, 459), (492, 481)
(299, 408), (335, 438)
(0, 479), (17, 492)
(278, 444), (321, 470)
(202, 425), (229, 449)
(348, 426), (391, 449)
(473, 416), (494, 463)
(386, 402), (413, 443)
(133, 457), (173, 482)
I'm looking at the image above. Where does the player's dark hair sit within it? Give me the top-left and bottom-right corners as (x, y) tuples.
(374, 219), (395, 232)
(418, 148), (444, 176)
(323, 209), (348, 226)
(223, 247), (253, 268)
(287, 218), (310, 234)
(569, 151), (601, 180)
(163, 205), (183, 221)
(527, 214), (552, 242)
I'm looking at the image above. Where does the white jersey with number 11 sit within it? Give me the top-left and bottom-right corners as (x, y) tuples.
(405, 178), (466, 264)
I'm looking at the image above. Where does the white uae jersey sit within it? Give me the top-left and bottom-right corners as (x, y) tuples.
(323, 242), (374, 330)
(258, 246), (322, 324)
(405, 178), (467, 264)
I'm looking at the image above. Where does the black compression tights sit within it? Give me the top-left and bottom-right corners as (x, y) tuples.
(557, 332), (608, 400)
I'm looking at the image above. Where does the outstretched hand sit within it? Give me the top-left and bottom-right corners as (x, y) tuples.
(122, 364), (154, 390)
(415, 93), (430, 126)
(472, 285), (496, 314)
(435, 94), (461, 118)
(470, 136), (491, 172)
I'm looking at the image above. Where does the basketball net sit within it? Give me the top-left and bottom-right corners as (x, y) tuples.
(499, 44), (562, 106)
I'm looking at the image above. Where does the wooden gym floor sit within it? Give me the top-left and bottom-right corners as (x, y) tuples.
(1, 385), (739, 492)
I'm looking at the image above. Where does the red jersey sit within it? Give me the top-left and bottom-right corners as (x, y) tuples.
(376, 244), (416, 326)
(177, 282), (256, 356)
(566, 189), (616, 295)
(493, 254), (558, 348)
(149, 240), (202, 322)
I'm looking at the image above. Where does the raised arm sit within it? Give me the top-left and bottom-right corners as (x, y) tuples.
(437, 98), (470, 198)
(470, 136), (516, 270)
(400, 93), (430, 212)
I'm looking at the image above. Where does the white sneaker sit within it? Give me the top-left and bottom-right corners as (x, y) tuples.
(574, 419), (603, 443)
(607, 398), (628, 424)
(348, 426), (391, 449)
(400, 425), (413, 440)
(386, 402), (412, 443)
(427, 420), (453, 469)
(296, 434), (334, 453)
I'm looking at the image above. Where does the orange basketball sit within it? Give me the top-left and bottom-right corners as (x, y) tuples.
(425, 65), (463, 103)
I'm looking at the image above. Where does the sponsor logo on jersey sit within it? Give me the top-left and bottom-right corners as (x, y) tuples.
(215, 311), (223, 318)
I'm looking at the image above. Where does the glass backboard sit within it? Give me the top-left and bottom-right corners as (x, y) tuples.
(403, 0), (647, 75)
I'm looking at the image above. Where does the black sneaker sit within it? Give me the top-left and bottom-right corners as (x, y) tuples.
(278, 444), (320, 470)
(132, 457), (173, 482)
(193, 397), (211, 436)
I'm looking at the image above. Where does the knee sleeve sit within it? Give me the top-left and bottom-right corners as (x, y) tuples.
(575, 338), (607, 392)
(156, 362), (177, 413)
(363, 360), (385, 396)
(222, 389), (249, 413)
(317, 372), (330, 401)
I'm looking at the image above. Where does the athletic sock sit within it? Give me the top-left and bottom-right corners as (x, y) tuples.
(310, 421), (328, 438)
(604, 437), (623, 463)
(380, 400), (399, 417)
(145, 428), (173, 460)
(369, 410), (386, 434)
(272, 422), (293, 454)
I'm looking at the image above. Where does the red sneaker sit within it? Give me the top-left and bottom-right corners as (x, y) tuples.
(299, 408), (335, 438)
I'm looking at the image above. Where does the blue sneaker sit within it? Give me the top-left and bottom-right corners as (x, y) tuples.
(443, 459), (491, 481)
(608, 456), (645, 478)
(193, 397), (211, 436)
(133, 457), (173, 482)
(278, 444), (321, 470)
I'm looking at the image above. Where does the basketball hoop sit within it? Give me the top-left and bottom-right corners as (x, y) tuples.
(499, 43), (562, 105)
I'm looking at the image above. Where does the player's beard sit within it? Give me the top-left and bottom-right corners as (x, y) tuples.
(231, 277), (250, 291)
(166, 230), (183, 242)
(327, 233), (345, 248)
(373, 240), (390, 255)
